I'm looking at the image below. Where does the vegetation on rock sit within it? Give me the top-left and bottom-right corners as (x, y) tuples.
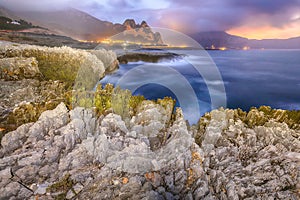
(47, 173), (75, 200)
(0, 16), (42, 31)
(0, 57), (41, 80)
(0, 44), (118, 88)
(0, 43), (119, 138)
(73, 84), (149, 120)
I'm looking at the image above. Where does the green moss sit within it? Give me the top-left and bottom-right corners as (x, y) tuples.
(2, 47), (102, 88)
(34, 51), (79, 87)
(195, 112), (211, 145)
(71, 84), (151, 120)
(231, 106), (300, 129)
(287, 110), (300, 122)
(111, 86), (131, 120)
(157, 97), (175, 110)
(94, 84), (113, 114)
(47, 173), (75, 199)
(129, 95), (145, 115)
(6, 103), (40, 131)
(258, 106), (272, 115)
(93, 84), (147, 119)
(233, 108), (247, 122)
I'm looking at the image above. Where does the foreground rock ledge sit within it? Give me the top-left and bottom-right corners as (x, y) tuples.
(0, 42), (119, 136)
(0, 103), (299, 199)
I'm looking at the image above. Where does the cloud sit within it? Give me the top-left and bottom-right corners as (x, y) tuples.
(0, 0), (299, 35)
(228, 0), (300, 14)
(0, 0), (74, 11)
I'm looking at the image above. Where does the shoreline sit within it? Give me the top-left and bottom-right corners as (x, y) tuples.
(0, 41), (299, 199)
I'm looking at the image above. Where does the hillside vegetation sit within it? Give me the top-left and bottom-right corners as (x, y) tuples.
(0, 16), (42, 31)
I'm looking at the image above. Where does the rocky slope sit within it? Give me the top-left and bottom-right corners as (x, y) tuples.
(0, 42), (118, 136)
(1, 6), (164, 44)
(0, 31), (98, 49)
(7, 7), (124, 41)
(0, 100), (299, 199)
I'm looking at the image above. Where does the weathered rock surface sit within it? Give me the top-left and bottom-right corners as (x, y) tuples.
(1, 103), (299, 199)
(0, 43), (119, 137)
(0, 43), (119, 87)
(196, 108), (300, 199)
(0, 101), (203, 199)
(0, 57), (41, 80)
(0, 79), (67, 135)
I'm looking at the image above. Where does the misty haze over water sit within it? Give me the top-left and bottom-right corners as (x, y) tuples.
(100, 49), (300, 124)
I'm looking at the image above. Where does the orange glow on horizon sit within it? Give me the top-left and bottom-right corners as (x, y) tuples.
(243, 46), (250, 50)
(227, 21), (300, 39)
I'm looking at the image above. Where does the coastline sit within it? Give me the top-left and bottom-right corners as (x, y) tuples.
(0, 42), (299, 199)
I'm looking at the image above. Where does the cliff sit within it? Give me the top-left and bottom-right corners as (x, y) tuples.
(109, 19), (164, 45)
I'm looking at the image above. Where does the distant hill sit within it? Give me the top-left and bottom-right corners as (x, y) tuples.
(191, 31), (300, 49)
(249, 37), (300, 49)
(190, 31), (248, 49)
(1, 6), (298, 49)
(1, 7), (163, 44)
(0, 16), (43, 31)
(11, 8), (123, 41)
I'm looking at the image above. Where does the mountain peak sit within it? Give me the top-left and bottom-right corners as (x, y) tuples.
(140, 21), (149, 28)
(123, 19), (150, 30)
(123, 19), (136, 30)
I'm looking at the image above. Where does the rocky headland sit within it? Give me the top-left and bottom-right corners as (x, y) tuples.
(0, 42), (299, 200)
(0, 42), (119, 137)
(117, 50), (182, 64)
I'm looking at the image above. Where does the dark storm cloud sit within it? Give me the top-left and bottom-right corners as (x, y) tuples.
(0, 0), (299, 33)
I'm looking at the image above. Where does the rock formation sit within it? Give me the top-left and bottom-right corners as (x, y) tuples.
(109, 19), (164, 45)
(0, 42), (299, 200)
(123, 19), (137, 30)
(195, 107), (300, 199)
(0, 42), (119, 136)
(0, 101), (299, 199)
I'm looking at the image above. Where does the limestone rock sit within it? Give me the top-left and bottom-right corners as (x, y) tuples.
(196, 108), (300, 199)
(0, 57), (41, 80)
(1, 103), (299, 199)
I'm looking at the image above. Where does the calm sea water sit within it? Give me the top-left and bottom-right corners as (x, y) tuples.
(100, 49), (300, 124)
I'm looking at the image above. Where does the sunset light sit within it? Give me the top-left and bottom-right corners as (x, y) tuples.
(227, 22), (300, 39)
(0, 1), (300, 199)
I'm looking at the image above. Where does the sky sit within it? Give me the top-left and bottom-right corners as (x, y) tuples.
(1, 0), (300, 39)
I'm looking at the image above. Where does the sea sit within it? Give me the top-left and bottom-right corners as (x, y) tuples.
(100, 49), (300, 124)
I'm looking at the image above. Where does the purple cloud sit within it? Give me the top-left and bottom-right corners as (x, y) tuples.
(0, 0), (299, 33)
